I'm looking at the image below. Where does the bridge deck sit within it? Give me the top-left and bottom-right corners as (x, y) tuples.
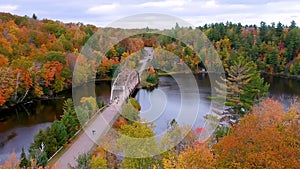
(53, 47), (153, 168)
(54, 81), (137, 168)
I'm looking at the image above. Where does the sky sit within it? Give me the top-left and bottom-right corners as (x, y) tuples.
(0, 0), (299, 28)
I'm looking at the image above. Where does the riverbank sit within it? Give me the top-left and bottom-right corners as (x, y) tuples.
(261, 72), (300, 81)
(138, 81), (158, 89)
(158, 71), (200, 76)
(0, 78), (113, 111)
(159, 70), (300, 82)
(2, 70), (298, 111)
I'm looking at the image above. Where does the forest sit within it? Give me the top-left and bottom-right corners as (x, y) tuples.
(0, 12), (299, 168)
(0, 12), (300, 108)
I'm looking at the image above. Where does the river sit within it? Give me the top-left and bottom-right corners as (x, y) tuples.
(0, 74), (299, 163)
(135, 73), (211, 135)
(0, 81), (111, 164)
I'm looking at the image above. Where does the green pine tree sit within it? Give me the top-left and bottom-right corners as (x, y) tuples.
(37, 151), (48, 168)
(19, 147), (30, 168)
(224, 56), (269, 114)
(50, 120), (68, 146)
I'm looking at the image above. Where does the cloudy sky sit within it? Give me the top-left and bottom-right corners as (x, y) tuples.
(0, 0), (299, 28)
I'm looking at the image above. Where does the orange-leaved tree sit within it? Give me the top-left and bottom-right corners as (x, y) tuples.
(214, 98), (300, 168)
(162, 144), (216, 169)
(0, 54), (9, 66)
(41, 61), (64, 92)
(0, 67), (15, 106)
(178, 145), (216, 169)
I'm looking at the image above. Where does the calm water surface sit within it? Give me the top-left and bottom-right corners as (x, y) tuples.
(135, 74), (211, 134)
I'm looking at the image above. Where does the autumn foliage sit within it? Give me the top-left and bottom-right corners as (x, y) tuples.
(113, 118), (128, 129)
(149, 67), (156, 74)
(177, 145), (216, 169)
(161, 99), (299, 169)
(214, 98), (300, 168)
(0, 13), (126, 107)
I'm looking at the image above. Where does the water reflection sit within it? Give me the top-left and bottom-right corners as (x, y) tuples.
(264, 75), (300, 108)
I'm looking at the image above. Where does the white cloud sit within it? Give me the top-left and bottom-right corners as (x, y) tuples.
(265, 0), (300, 13)
(136, 0), (190, 8)
(204, 0), (218, 8)
(0, 5), (18, 12)
(82, 0), (299, 27)
(87, 3), (119, 14)
(2, 0), (300, 28)
(105, 13), (193, 29)
(172, 7), (185, 11)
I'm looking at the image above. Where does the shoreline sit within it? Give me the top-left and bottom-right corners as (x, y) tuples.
(0, 78), (113, 111)
(159, 70), (300, 81)
(1, 72), (299, 111)
(261, 72), (300, 81)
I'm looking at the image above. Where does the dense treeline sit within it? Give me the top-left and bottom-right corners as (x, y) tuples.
(0, 13), (144, 108)
(199, 21), (300, 75)
(0, 12), (96, 107)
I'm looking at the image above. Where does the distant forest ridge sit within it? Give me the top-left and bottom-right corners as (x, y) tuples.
(0, 12), (299, 108)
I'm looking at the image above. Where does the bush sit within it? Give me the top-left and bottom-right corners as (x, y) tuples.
(146, 73), (158, 84)
(75, 152), (92, 169)
(122, 102), (140, 122)
(129, 97), (141, 111)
